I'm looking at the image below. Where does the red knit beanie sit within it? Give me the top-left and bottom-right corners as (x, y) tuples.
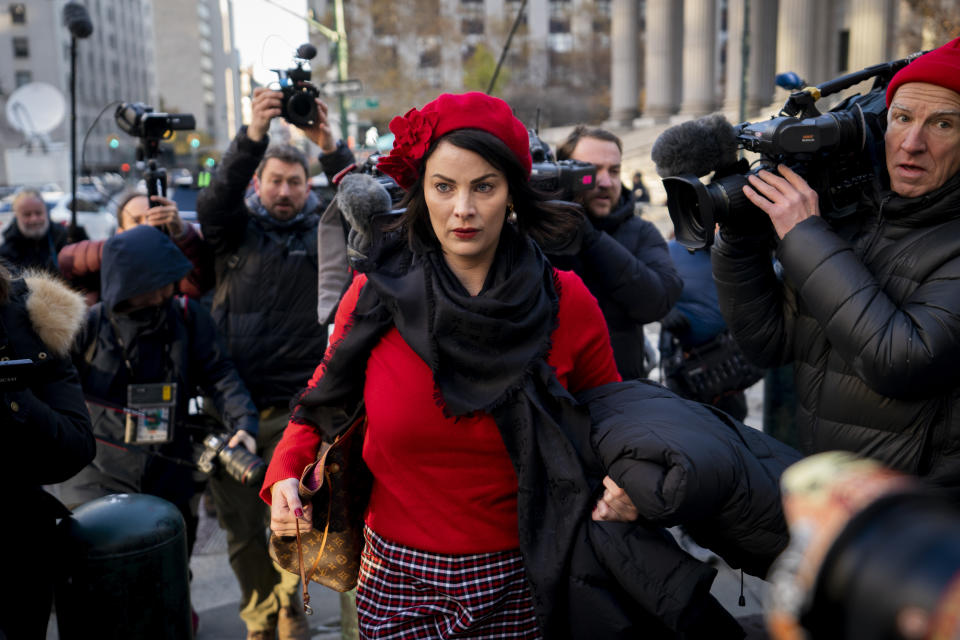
(886, 36), (960, 106)
(377, 92), (532, 190)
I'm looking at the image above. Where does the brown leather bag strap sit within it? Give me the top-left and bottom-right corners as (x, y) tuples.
(295, 466), (337, 614)
(295, 519), (313, 615)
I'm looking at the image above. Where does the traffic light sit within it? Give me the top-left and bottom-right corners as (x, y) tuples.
(196, 171), (212, 188)
(120, 162), (130, 173)
(188, 135), (201, 149)
(108, 135), (120, 149)
(203, 157), (215, 168)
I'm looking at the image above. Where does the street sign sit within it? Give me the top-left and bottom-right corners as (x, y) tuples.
(320, 79), (363, 96)
(347, 96), (380, 110)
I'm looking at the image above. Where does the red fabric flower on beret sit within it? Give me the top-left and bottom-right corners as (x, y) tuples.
(377, 92), (532, 190)
(886, 36), (960, 106)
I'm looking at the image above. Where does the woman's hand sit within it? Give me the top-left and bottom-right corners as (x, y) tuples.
(146, 195), (184, 237)
(270, 477), (313, 536)
(591, 475), (639, 522)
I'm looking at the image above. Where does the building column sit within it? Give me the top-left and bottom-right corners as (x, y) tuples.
(725, 0), (779, 118)
(848, 0), (895, 70)
(723, 0), (747, 117)
(609, 0), (639, 126)
(642, 0), (682, 122)
(678, 0), (717, 117)
(776, 0), (822, 87)
(526, 0), (549, 89)
(748, 0), (778, 114)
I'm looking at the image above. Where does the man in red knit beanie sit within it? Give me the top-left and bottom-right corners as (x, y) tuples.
(711, 36), (960, 499)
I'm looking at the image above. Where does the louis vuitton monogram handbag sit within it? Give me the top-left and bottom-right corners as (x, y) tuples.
(268, 415), (372, 604)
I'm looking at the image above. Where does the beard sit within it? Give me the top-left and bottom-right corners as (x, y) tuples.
(18, 217), (50, 240)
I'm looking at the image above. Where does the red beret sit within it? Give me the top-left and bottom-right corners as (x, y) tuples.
(377, 92), (532, 190)
(886, 36), (960, 106)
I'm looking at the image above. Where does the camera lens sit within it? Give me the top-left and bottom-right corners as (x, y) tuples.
(218, 445), (266, 487)
(286, 92), (318, 128)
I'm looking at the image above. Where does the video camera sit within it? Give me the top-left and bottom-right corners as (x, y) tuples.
(656, 55), (922, 250)
(115, 101), (196, 198)
(528, 128), (596, 201)
(272, 43), (321, 128)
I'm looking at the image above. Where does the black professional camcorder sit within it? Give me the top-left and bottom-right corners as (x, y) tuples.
(272, 43), (321, 128)
(528, 128), (596, 201)
(115, 101), (196, 198)
(655, 55), (922, 249)
(196, 432), (266, 487)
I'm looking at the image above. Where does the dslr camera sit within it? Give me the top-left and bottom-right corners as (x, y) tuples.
(658, 55), (920, 250)
(197, 432), (266, 487)
(272, 43), (321, 128)
(528, 128), (596, 201)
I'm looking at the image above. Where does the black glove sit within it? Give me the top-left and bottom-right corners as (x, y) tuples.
(659, 307), (691, 337)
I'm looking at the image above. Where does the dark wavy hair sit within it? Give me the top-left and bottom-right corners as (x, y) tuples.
(394, 128), (582, 253)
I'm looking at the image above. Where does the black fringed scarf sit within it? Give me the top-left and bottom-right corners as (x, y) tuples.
(291, 226), (602, 636)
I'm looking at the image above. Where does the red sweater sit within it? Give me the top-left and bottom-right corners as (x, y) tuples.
(261, 269), (620, 554)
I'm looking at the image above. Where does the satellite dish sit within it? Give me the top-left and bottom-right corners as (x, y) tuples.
(5, 82), (66, 135)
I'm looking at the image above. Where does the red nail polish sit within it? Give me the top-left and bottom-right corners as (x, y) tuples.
(295, 508), (303, 518)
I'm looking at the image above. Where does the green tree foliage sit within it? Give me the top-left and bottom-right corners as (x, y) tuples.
(463, 44), (510, 95)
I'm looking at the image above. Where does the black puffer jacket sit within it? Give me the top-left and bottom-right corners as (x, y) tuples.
(0, 220), (69, 274)
(580, 380), (801, 578)
(550, 188), (681, 379)
(712, 173), (960, 497)
(196, 128), (354, 409)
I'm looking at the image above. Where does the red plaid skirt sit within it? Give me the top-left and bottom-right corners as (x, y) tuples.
(356, 526), (544, 639)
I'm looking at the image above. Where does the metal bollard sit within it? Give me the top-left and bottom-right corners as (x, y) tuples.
(54, 493), (192, 639)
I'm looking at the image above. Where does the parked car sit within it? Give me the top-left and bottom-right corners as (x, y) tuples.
(49, 191), (117, 240)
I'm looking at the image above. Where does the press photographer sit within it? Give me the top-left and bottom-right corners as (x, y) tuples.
(702, 37), (960, 499)
(60, 225), (260, 565)
(547, 125), (682, 380)
(194, 42), (356, 639)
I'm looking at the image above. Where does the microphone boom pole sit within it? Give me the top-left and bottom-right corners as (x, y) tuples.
(62, 2), (93, 240)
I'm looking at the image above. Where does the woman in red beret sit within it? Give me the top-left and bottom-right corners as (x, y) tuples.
(260, 92), (637, 638)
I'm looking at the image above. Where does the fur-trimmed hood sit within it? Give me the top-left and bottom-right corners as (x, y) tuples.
(22, 270), (86, 356)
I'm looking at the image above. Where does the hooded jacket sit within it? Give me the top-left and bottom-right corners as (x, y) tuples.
(196, 127), (355, 409)
(63, 226), (257, 505)
(712, 173), (960, 498)
(550, 187), (682, 379)
(0, 219), (69, 274)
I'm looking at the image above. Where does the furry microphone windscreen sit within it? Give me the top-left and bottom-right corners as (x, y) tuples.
(651, 113), (739, 178)
(337, 173), (393, 238)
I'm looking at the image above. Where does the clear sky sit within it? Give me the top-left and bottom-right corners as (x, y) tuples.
(231, 0), (309, 86)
